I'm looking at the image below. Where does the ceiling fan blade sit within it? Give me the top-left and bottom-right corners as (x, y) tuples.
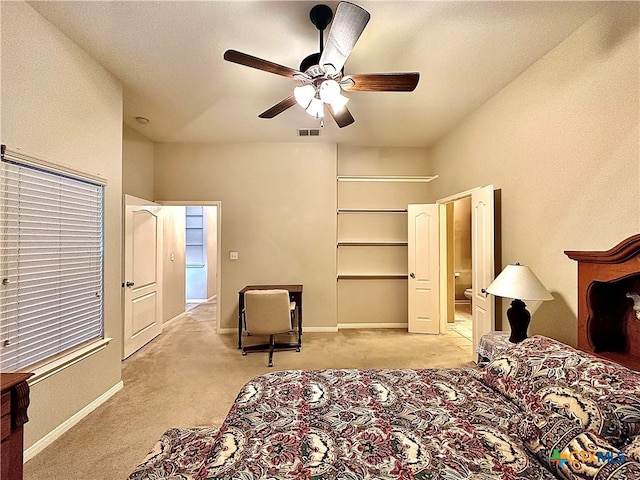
(341, 73), (420, 92)
(319, 2), (370, 74)
(258, 95), (297, 119)
(224, 49), (300, 78)
(328, 104), (355, 128)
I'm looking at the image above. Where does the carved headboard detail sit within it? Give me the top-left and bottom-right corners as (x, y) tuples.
(565, 234), (640, 370)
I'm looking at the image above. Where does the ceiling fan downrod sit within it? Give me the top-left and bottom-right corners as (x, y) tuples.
(300, 4), (333, 75)
(309, 4), (333, 54)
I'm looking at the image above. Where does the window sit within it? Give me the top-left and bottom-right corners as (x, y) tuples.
(0, 149), (105, 372)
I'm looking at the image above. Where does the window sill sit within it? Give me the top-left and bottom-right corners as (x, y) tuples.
(28, 338), (113, 386)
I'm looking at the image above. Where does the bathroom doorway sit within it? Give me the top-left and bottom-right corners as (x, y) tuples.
(438, 186), (496, 358)
(439, 196), (472, 353)
(451, 196), (473, 345)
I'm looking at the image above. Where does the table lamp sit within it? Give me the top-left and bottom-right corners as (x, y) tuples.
(485, 263), (553, 343)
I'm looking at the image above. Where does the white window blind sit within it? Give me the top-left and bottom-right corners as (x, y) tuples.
(0, 153), (104, 372)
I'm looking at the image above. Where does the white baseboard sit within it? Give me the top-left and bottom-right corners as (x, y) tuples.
(338, 323), (408, 329)
(304, 326), (339, 333)
(24, 380), (124, 462)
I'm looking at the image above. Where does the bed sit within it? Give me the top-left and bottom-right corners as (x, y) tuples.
(129, 236), (640, 480)
(128, 336), (640, 480)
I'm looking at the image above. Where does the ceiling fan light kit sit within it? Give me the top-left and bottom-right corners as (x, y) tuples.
(223, 1), (420, 128)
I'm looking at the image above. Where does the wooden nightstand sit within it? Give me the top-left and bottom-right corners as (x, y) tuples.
(476, 331), (513, 366)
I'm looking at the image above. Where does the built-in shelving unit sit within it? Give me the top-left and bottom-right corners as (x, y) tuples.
(335, 148), (436, 326)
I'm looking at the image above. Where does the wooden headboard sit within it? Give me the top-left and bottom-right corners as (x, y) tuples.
(565, 234), (640, 370)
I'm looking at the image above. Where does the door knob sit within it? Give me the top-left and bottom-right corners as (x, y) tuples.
(409, 273), (415, 278)
(125, 281), (135, 288)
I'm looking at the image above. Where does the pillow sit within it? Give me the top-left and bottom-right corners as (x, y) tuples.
(518, 411), (640, 480)
(479, 335), (640, 446)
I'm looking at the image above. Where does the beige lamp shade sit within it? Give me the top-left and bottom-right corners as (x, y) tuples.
(485, 263), (553, 301)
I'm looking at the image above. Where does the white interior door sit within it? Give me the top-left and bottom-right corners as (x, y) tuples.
(471, 185), (495, 353)
(408, 204), (439, 334)
(123, 194), (163, 359)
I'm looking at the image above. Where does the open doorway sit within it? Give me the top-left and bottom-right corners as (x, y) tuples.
(438, 186), (496, 358)
(185, 206), (217, 308)
(160, 202), (222, 331)
(450, 197), (472, 347)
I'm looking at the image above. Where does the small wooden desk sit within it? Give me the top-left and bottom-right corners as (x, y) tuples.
(1, 372), (32, 480)
(238, 284), (303, 350)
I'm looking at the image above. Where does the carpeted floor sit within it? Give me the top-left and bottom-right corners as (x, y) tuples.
(24, 301), (475, 480)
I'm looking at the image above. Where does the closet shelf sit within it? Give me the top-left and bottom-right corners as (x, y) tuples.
(337, 175), (438, 183)
(337, 274), (408, 280)
(337, 241), (408, 247)
(337, 208), (408, 214)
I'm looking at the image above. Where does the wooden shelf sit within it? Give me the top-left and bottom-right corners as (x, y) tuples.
(337, 208), (407, 214)
(337, 241), (407, 247)
(337, 175), (438, 183)
(337, 274), (408, 280)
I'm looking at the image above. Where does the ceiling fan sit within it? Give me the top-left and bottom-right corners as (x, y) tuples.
(223, 2), (420, 128)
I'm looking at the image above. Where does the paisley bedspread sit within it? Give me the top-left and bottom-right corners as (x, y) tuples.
(129, 336), (640, 480)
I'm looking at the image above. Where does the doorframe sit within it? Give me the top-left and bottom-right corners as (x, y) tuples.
(159, 201), (222, 333)
(436, 187), (479, 335)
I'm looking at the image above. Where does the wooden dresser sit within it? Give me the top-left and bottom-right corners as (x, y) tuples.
(1, 372), (32, 480)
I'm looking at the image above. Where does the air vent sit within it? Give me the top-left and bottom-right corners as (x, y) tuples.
(297, 128), (321, 137)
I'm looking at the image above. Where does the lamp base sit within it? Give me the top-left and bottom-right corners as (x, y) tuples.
(507, 299), (531, 343)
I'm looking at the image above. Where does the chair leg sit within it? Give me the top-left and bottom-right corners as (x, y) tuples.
(268, 335), (274, 367)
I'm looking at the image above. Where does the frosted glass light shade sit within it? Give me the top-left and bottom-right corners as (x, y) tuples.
(485, 264), (553, 301)
(319, 79), (341, 103)
(330, 93), (349, 110)
(319, 79), (349, 110)
(305, 97), (324, 118)
(294, 85), (315, 108)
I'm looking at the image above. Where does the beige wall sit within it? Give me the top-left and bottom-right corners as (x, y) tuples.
(122, 125), (154, 200)
(153, 142), (337, 331)
(161, 206), (187, 322)
(1, 1), (123, 448)
(428, 3), (640, 346)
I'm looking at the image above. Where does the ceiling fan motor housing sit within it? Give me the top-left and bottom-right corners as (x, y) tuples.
(310, 4), (333, 31)
(300, 53), (323, 77)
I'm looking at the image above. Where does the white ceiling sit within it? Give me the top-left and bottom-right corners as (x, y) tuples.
(28, 1), (604, 147)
